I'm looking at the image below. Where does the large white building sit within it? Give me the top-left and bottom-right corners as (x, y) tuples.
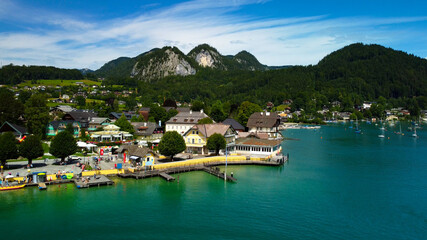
(165, 110), (210, 135)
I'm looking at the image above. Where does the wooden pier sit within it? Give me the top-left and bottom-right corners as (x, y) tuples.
(202, 166), (237, 182)
(117, 155), (288, 182)
(159, 172), (175, 181)
(74, 175), (114, 188)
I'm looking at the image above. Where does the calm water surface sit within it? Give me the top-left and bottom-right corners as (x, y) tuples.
(1, 123), (426, 240)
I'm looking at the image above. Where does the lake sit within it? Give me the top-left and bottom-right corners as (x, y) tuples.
(1, 122), (426, 240)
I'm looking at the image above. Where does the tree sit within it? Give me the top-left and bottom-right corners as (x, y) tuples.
(191, 100), (204, 111)
(114, 114), (135, 134)
(0, 88), (24, 125)
(158, 131), (186, 160)
(198, 117), (213, 124)
(75, 96), (86, 107)
(130, 115), (139, 122)
(0, 132), (18, 167)
(19, 135), (44, 166)
(150, 105), (168, 125)
(210, 101), (227, 122)
(49, 131), (78, 163)
(237, 101), (262, 126)
(25, 94), (50, 138)
(65, 123), (74, 135)
(167, 109), (179, 121)
(207, 133), (226, 156)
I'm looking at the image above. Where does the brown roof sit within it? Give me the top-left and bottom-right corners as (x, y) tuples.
(237, 132), (269, 139)
(246, 112), (280, 128)
(185, 123), (233, 137)
(235, 137), (282, 147)
(116, 145), (157, 158)
(166, 111), (210, 124)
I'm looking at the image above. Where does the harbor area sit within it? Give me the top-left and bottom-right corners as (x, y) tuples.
(1, 153), (288, 190)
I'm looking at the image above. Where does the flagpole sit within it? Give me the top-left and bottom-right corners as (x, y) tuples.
(225, 144), (227, 182)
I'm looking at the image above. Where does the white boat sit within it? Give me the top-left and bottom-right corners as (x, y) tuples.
(412, 127), (418, 138)
(378, 126), (385, 138)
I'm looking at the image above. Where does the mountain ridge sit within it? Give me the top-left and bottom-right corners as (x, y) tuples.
(94, 44), (267, 80)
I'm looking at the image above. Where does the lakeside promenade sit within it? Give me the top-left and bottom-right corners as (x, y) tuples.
(2, 153), (287, 188)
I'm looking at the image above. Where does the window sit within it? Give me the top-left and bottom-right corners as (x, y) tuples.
(187, 138), (190, 143)
(192, 139), (195, 144)
(196, 131), (198, 134)
(192, 131), (195, 134)
(198, 139), (201, 143)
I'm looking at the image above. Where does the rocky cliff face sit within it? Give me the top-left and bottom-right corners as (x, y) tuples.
(95, 44), (267, 81)
(188, 44), (227, 70)
(131, 48), (196, 82)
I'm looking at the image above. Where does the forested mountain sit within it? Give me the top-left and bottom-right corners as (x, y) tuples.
(94, 44), (267, 80)
(316, 43), (427, 98)
(0, 65), (83, 84)
(114, 43), (427, 111)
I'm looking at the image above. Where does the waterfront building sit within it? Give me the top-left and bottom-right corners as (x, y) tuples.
(116, 145), (157, 167)
(90, 124), (133, 142)
(246, 112), (281, 139)
(230, 134), (282, 156)
(165, 110), (210, 135)
(183, 123), (236, 155)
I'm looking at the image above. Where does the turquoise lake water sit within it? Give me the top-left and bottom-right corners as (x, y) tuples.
(1, 123), (426, 240)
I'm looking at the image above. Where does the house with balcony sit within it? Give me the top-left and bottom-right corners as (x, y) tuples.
(89, 124), (133, 142)
(88, 117), (111, 132)
(182, 123), (236, 155)
(131, 122), (163, 142)
(247, 112), (281, 139)
(46, 120), (81, 137)
(166, 110), (210, 135)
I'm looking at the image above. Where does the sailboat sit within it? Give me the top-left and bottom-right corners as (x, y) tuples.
(378, 127), (385, 138)
(354, 118), (361, 134)
(412, 127), (418, 138)
(378, 121), (385, 138)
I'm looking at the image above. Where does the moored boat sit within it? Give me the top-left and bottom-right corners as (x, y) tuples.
(0, 184), (26, 191)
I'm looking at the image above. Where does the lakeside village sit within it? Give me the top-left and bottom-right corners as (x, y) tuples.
(0, 82), (426, 191)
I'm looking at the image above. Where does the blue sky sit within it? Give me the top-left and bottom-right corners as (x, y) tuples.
(1, 0), (426, 69)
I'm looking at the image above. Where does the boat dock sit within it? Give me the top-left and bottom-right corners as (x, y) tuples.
(202, 166), (236, 182)
(159, 172), (175, 181)
(117, 156), (288, 182)
(74, 175), (114, 188)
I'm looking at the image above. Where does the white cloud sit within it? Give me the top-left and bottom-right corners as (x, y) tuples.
(0, 0), (426, 69)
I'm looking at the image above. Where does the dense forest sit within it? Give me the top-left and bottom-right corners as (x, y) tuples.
(0, 64), (83, 85)
(102, 44), (427, 112)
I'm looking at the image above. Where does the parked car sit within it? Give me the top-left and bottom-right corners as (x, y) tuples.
(67, 155), (81, 163)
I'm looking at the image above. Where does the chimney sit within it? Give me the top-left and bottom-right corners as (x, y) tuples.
(266, 112), (270, 116)
(260, 112), (263, 116)
(144, 122), (147, 126)
(190, 110), (192, 114)
(201, 109), (204, 113)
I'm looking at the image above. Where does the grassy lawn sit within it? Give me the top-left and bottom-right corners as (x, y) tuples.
(86, 99), (105, 104)
(18, 79), (101, 87)
(47, 102), (76, 107)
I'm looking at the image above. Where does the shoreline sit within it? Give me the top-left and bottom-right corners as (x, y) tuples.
(1, 153), (288, 189)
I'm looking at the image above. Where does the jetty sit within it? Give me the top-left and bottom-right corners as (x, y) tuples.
(202, 166), (236, 182)
(159, 172), (175, 181)
(118, 154), (287, 182)
(74, 175), (114, 188)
